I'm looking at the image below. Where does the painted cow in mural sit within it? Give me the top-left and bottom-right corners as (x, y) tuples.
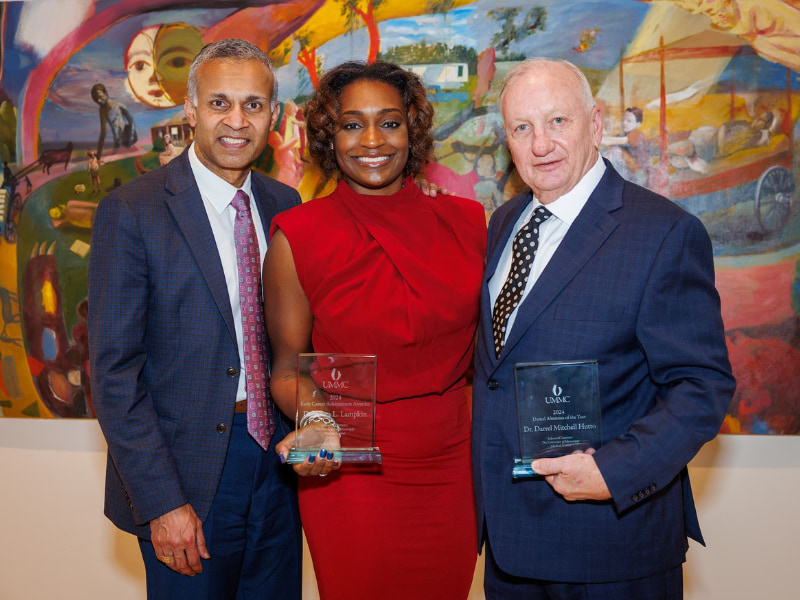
(38, 142), (73, 174)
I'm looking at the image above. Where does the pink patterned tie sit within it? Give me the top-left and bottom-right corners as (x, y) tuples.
(231, 190), (275, 450)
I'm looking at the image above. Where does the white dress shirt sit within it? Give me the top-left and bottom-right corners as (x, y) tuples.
(488, 156), (606, 343)
(188, 143), (268, 401)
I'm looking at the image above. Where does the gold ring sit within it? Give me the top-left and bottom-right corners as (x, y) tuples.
(161, 556), (174, 564)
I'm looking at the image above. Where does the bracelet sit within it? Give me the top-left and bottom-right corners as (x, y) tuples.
(299, 410), (341, 436)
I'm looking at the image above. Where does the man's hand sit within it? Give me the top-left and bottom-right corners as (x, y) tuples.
(149, 503), (209, 575)
(416, 178), (452, 198)
(531, 450), (611, 501)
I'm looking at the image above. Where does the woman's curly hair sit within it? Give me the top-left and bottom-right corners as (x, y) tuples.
(304, 61), (434, 179)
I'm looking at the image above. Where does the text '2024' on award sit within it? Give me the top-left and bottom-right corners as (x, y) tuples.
(513, 359), (602, 479)
(286, 353), (382, 464)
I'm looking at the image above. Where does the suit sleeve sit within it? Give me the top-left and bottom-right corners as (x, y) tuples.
(593, 213), (735, 513)
(89, 194), (187, 526)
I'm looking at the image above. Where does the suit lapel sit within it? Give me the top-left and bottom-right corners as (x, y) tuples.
(250, 174), (278, 240)
(480, 191), (531, 368)
(164, 153), (237, 342)
(500, 163), (625, 359)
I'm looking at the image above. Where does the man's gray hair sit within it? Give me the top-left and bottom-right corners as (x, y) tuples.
(187, 38), (278, 107)
(500, 57), (595, 113)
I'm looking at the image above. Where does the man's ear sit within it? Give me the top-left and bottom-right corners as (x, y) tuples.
(591, 105), (603, 149)
(184, 98), (197, 128)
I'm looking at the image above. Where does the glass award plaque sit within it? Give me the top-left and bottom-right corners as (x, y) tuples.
(286, 353), (382, 464)
(513, 360), (602, 479)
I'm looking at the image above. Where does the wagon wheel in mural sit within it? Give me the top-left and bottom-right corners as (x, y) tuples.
(2, 190), (20, 244)
(755, 165), (794, 234)
(3, 218), (16, 243)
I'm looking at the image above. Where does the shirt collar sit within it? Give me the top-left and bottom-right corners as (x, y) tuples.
(532, 155), (605, 225)
(188, 143), (253, 214)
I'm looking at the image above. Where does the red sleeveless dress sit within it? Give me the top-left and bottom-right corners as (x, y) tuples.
(271, 178), (486, 599)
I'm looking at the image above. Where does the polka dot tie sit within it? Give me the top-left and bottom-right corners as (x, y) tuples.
(231, 190), (275, 450)
(492, 205), (552, 358)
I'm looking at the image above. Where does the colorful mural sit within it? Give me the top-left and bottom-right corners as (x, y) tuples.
(0, 0), (798, 433)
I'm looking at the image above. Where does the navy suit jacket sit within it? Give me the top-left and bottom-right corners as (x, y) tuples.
(472, 161), (735, 583)
(88, 150), (300, 538)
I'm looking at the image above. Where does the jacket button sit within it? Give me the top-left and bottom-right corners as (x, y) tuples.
(216, 423), (227, 433)
(488, 379), (499, 390)
(226, 367), (238, 377)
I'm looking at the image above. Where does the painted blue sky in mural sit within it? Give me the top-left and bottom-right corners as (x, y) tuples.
(376, 0), (649, 70)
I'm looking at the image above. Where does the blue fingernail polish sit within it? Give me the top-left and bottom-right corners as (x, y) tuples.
(328, 451), (335, 460)
(279, 453), (286, 464)
(333, 461), (340, 467)
(319, 449), (326, 458)
(308, 455), (315, 464)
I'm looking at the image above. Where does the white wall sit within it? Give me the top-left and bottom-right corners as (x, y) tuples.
(0, 419), (796, 600)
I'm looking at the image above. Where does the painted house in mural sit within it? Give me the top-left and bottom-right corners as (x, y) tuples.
(150, 112), (193, 147)
(402, 63), (470, 103)
(402, 63), (469, 90)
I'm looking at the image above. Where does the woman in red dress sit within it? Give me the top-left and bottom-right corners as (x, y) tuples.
(264, 61), (486, 600)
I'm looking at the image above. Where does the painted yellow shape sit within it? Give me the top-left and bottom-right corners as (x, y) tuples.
(41, 279), (56, 315)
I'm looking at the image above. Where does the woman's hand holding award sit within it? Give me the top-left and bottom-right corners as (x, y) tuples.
(286, 353), (382, 464)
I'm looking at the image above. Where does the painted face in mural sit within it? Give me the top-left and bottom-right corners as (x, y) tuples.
(334, 80), (409, 196)
(125, 24), (203, 108)
(184, 58), (279, 188)
(621, 110), (639, 134)
(125, 26), (172, 108)
(153, 24), (205, 104)
(502, 61), (602, 205)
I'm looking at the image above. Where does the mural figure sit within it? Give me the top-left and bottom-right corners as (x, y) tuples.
(48, 200), (97, 230)
(601, 106), (649, 185)
(157, 134), (183, 166)
(91, 83), (137, 159)
(267, 100), (305, 188)
(667, 109), (775, 173)
(86, 150), (102, 194)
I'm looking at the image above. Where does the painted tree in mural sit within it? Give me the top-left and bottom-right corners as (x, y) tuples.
(488, 6), (547, 57)
(0, 101), (16, 164)
(296, 32), (321, 89)
(380, 42), (477, 73)
(426, 0), (455, 15)
(338, 0), (384, 63)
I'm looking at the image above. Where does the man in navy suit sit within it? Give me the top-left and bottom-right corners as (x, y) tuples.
(89, 39), (301, 599)
(472, 58), (735, 598)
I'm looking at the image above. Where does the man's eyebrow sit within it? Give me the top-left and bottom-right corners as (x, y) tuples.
(208, 92), (268, 103)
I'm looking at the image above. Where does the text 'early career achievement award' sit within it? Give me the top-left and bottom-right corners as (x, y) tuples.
(286, 353), (382, 464)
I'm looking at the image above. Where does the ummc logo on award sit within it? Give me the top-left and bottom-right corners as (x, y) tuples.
(545, 383), (570, 404)
(323, 367), (349, 390)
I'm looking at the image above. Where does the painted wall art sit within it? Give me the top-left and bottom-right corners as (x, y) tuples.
(0, 0), (797, 433)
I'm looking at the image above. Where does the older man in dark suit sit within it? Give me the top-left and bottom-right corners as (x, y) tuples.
(89, 39), (301, 599)
(472, 57), (735, 599)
